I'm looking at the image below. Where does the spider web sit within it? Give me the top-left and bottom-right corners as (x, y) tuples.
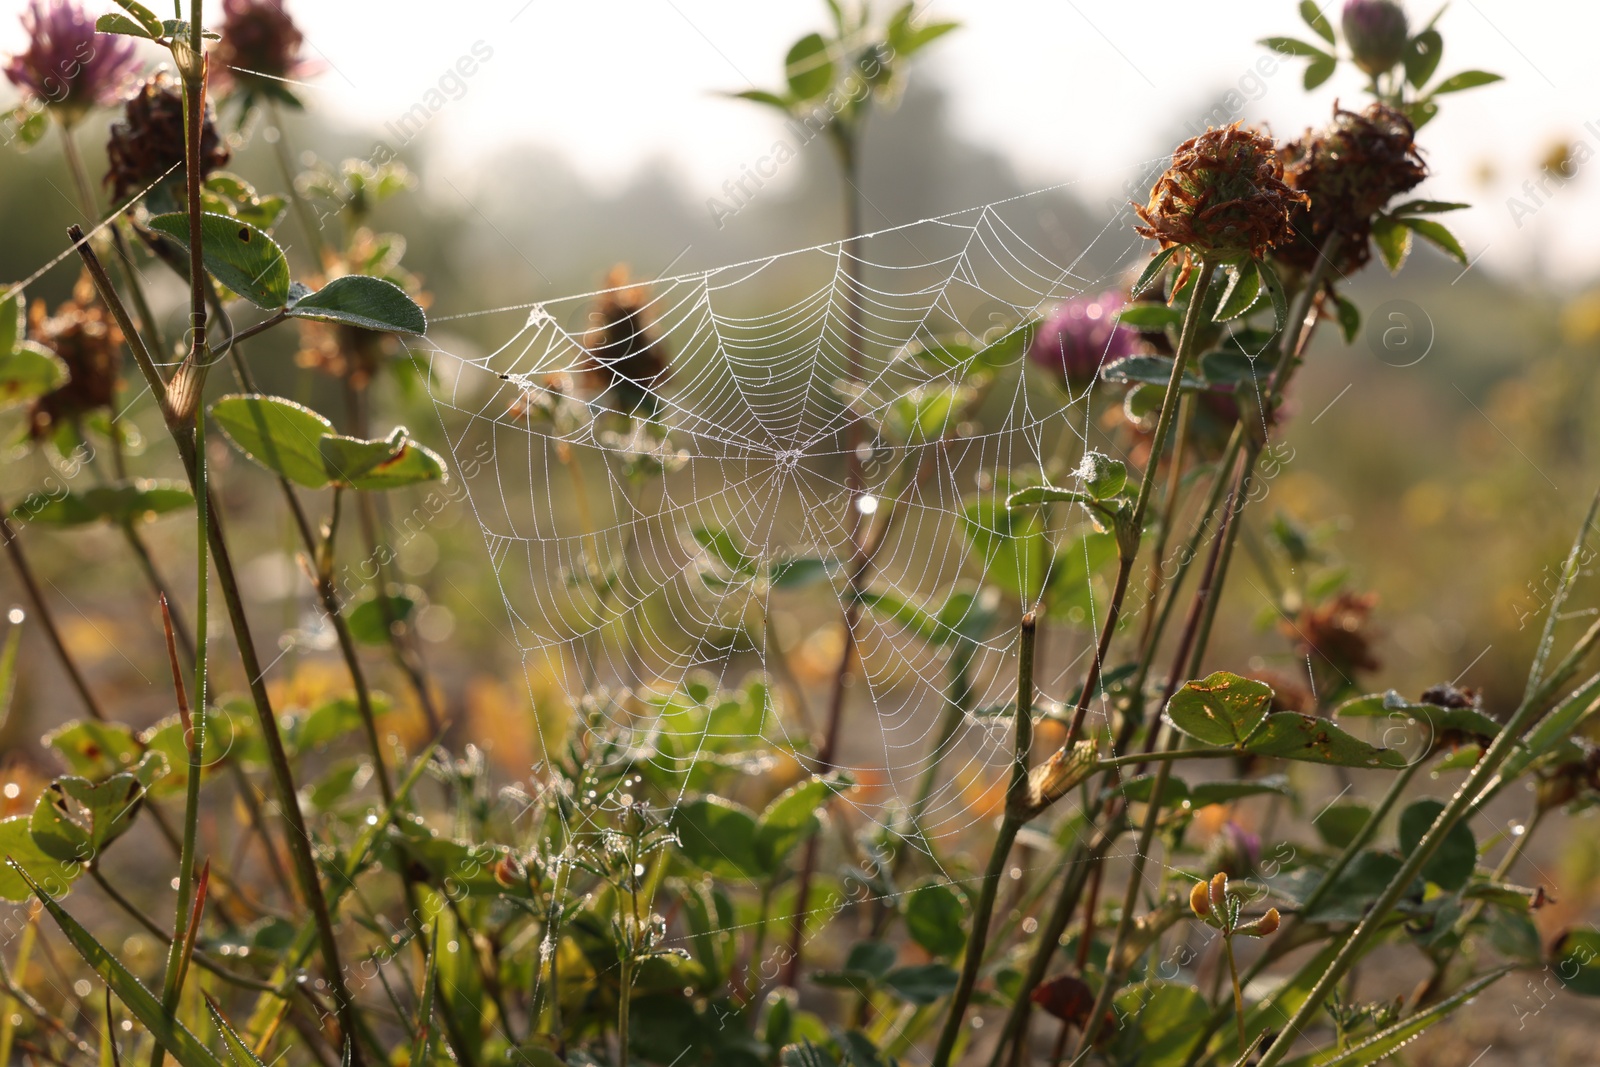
(417, 183), (1156, 852)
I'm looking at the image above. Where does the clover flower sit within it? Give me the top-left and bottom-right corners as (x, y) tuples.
(1275, 102), (1427, 277)
(1342, 0), (1409, 78)
(27, 274), (123, 439)
(1028, 291), (1140, 393)
(104, 70), (230, 204)
(1284, 590), (1381, 682)
(212, 0), (319, 107)
(3, 0), (141, 127)
(583, 266), (670, 415)
(1134, 124), (1305, 269)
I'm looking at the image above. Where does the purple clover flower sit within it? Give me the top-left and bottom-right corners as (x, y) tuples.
(1028, 291), (1139, 394)
(4, 0), (141, 127)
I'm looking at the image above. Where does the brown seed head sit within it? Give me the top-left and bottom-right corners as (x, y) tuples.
(27, 273), (122, 439)
(583, 265), (670, 414)
(1275, 102), (1427, 277)
(105, 70), (229, 205)
(1134, 123), (1305, 267)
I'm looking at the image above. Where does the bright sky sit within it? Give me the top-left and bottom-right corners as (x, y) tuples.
(4, 0), (1598, 284)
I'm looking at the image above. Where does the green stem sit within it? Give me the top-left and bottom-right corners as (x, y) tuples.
(930, 613), (1037, 1067)
(1062, 259), (1214, 746)
(0, 501), (105, 719)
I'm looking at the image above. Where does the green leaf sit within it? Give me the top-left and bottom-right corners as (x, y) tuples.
(1213, 261), (1262, 321)
(1257, 259), (1289, 332)
(347, 591), (417, 645)
(673, 798), (764, 880)
(209, 394), (334, 489)
(844, 940), (897, 979)
(755, 777), (842, 871)
(343, 437), (447, 491)
(42, 720), (142, 778)
(1131, 246), (1179, 298)
(1399, 217), (1469, 265)
(1244, 713), (1408, 768)
(1504, 676), (1600, 780)
(0, 341), (69, 406)
(1299, 0), (1335, 44)
(201, 172), (287, 231)
(1398, 799), (1477, 891)
(961, 497), (1047, 600)
(1304, 53), (1337, 90)
(1371, 217), (1412, 274)
(147, 213), (290, 309)
(1115, 304), (1185, 330)
(1259, 36), (1331, 59)
(1404, 28), (1444, 88)
(1313, 800), (1374, 849)
(287, 275), (427, 336)
(0, 285), (20, 356)
(0, 816), (83, 900)
(11, 861), (228, 1067)
(1005, 485), (1096, 510)
(1100, 354), (1206, 391)
(785, 33), (835, 99)
(1430, 70), (1503, 94)
(903, 881), (966, 958)
(1334, 295), (1361, 344)
(1552, 927), (1600, 995)
(769, 556), (837, 588)
(1335, 690), (1501, 741)
(95, 13), (153, 37)
(882, 963), (958, 1005)
(1111, 981), (1209, 1067)
(319, 430), (405, 484)
(693, 527), (755, 574)
(0, 613), (19, 735)
(205, 997), (269, 1067)
(1163, 671), (1273, 747)
(733, 88), (792, 111)
(110, 0), (163, 37)
(1389, 199), (1470, 216)
(11, 482), (193, 527)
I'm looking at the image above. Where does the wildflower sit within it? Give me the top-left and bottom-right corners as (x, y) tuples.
(1275, 103), (1427, 277)
(211, 0), (318, 107)
(1028, 291), (1140, 394)
(104, 70), (229, 205)
(1134, 124), (1305, 271)
(583, 266), (670, 415)
(3, 0), (141, 128)
(1342, 0), (1409, 78)
(1283, 590), (1380, 684)
(1237, 907), (1281, 937)
(26, 273), (122, 439)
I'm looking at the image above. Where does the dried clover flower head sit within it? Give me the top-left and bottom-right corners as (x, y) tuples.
(1134, 123), (1305, 265)
(1342, 0), (1409, 78)
(583, 266), (670, 414)
(1285, 590), (1381, 679)
(105, 70), (230, 205)
(27, 273), (122, 439)
(1275, 102), (1427, 277)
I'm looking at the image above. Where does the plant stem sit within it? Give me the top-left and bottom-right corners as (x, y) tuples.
(1062, 259), (1215, 747)
(0, 503), (105, 719)
(74, 222), (361, 1062)
(931, 612), (1038, 1067)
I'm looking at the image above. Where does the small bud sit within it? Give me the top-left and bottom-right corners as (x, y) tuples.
(1208, 871), (1229, 916)
(1342, 0), (1410, 78)
(493, 852), (525, 889)
(1189, 878), (1212, 919)
(1239, 907), (1282, 937)
(1024, 740), (1099, 813)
